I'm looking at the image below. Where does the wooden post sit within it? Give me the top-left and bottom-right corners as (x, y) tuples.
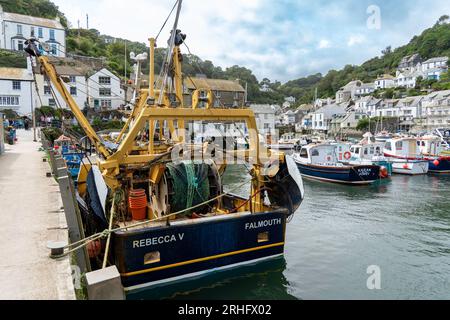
(57, 164), (91, 274)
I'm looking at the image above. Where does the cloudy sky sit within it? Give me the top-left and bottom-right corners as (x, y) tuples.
(52, 0), (450, 82)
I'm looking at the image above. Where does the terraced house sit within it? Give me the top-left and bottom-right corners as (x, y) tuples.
(421, 90), (450, 129)
(0, 5), (66, 57)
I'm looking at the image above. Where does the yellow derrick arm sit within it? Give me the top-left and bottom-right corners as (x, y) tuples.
(115, 91), (149, 143)
(38, 56), (111, 159)
(101, 107), (266, 211)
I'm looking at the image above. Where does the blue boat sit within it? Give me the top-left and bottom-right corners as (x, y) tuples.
(114, 209), (288, 290)
(342, 139), (393, 178)
(294, 144), (381, 185)
(418, 135), (450, 173)
(62, 152), (84, 183)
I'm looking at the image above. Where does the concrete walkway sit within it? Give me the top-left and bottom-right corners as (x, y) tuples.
(0, 129), (75, 300)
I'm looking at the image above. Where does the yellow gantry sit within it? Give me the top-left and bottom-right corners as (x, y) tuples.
(37, 43), (270, 211)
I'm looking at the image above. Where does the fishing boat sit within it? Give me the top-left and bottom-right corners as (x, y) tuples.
(25, 0), (304, 292)
(340, 133), (392, 178)
(417, 135), (450, 173)
(383, 137), (429, 175)
(374, 131), (392, 143)
(293, 143), (381, 185)
(54, 135), (84, 182)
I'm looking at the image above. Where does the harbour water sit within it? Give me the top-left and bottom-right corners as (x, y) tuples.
(129, 165), (450, 300)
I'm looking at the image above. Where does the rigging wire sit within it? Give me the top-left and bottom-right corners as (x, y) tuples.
(155, 0), (179, 42)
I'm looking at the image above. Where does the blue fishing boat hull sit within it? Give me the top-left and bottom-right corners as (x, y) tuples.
(428, 158), (450, 173)
(296, 163), (380, 185)
(113, 210), (287, 291)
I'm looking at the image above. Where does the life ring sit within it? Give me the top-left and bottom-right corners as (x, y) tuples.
(344, 152), (351, 160)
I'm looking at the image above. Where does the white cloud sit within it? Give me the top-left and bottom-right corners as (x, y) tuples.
(347, 34), (366, 47)
(51, 0), (450, 82)
(318, 39), (331, 49)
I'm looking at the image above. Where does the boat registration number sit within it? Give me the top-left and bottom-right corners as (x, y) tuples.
(357, 168), (372, 176)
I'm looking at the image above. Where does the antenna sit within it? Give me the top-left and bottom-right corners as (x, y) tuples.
(86, 14), (89, 29)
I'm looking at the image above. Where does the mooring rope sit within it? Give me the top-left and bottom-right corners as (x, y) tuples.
(51, 178), (253, 259)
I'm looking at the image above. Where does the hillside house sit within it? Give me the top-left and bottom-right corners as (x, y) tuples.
(0, 5), (66, 57)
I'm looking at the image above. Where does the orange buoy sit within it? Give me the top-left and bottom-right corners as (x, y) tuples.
(380, 166), (389, 178)
(433, 160), (440, 167)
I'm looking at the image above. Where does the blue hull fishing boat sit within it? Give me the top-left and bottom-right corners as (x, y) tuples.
(418, 135), (450, 173)
(115, 209), (288, 290)
(341, 133), (393, 179)
(25, 0), (305, 293)
(294, 144), (381, 185)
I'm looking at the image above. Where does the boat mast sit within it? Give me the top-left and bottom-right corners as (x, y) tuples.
(157, 0), (183, 106)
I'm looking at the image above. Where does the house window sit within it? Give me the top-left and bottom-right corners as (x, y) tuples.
(50, 29), (55, 40)
(0, 96), (19, 106)
(51, 44), (57, 55)
(44, 86), (51, 95)
(99, 88), (111, 96)
(69, 76), (76, 83)
(30, 27), (35, 37)
(70, 87), (77, 96)
(12, 81), (21, 90)
(99, 76), (111, 85)
(100, 99), (112, 108)
(49, 99), (56, 107)
(38, 28), (43, 38)
(17, 24), (22, 35)
(17, 40), (24, 51)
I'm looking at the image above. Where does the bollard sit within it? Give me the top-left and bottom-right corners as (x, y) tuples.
(47, 241), (67, 258)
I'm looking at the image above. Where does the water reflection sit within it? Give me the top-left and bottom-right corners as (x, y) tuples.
(130, 166), (450, 300)
(128, 258), (297, 300)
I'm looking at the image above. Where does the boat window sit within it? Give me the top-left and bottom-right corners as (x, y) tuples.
(364, 148), (369, 155)
(385, 142), (392, 151)
(417, 141), (421, 146)
(144, 251), (161, 265)
(355, 148), (361, 155)
(421, 141), (426, 147)
(375, 147), (381, 154)
(300, 149), (308, 158)
(258, 232), (270, 243)
(396, 141), (403, 150)
(311, 149), (320, 157)
(370, 147), (375, 154)
(350, 148), (355, 153)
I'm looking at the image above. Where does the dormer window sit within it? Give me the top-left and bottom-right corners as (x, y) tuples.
(99, 76), (111, 85)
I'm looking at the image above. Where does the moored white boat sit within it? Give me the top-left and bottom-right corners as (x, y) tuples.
(383, 137), (429, 175)
(294, 143), (381, 185)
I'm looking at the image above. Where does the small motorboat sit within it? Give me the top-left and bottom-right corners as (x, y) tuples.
(383, 137), (429, 175)
(418, 135), (450, 173)
(293, 143), (381, 185)
(340, 133), (392, 178)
